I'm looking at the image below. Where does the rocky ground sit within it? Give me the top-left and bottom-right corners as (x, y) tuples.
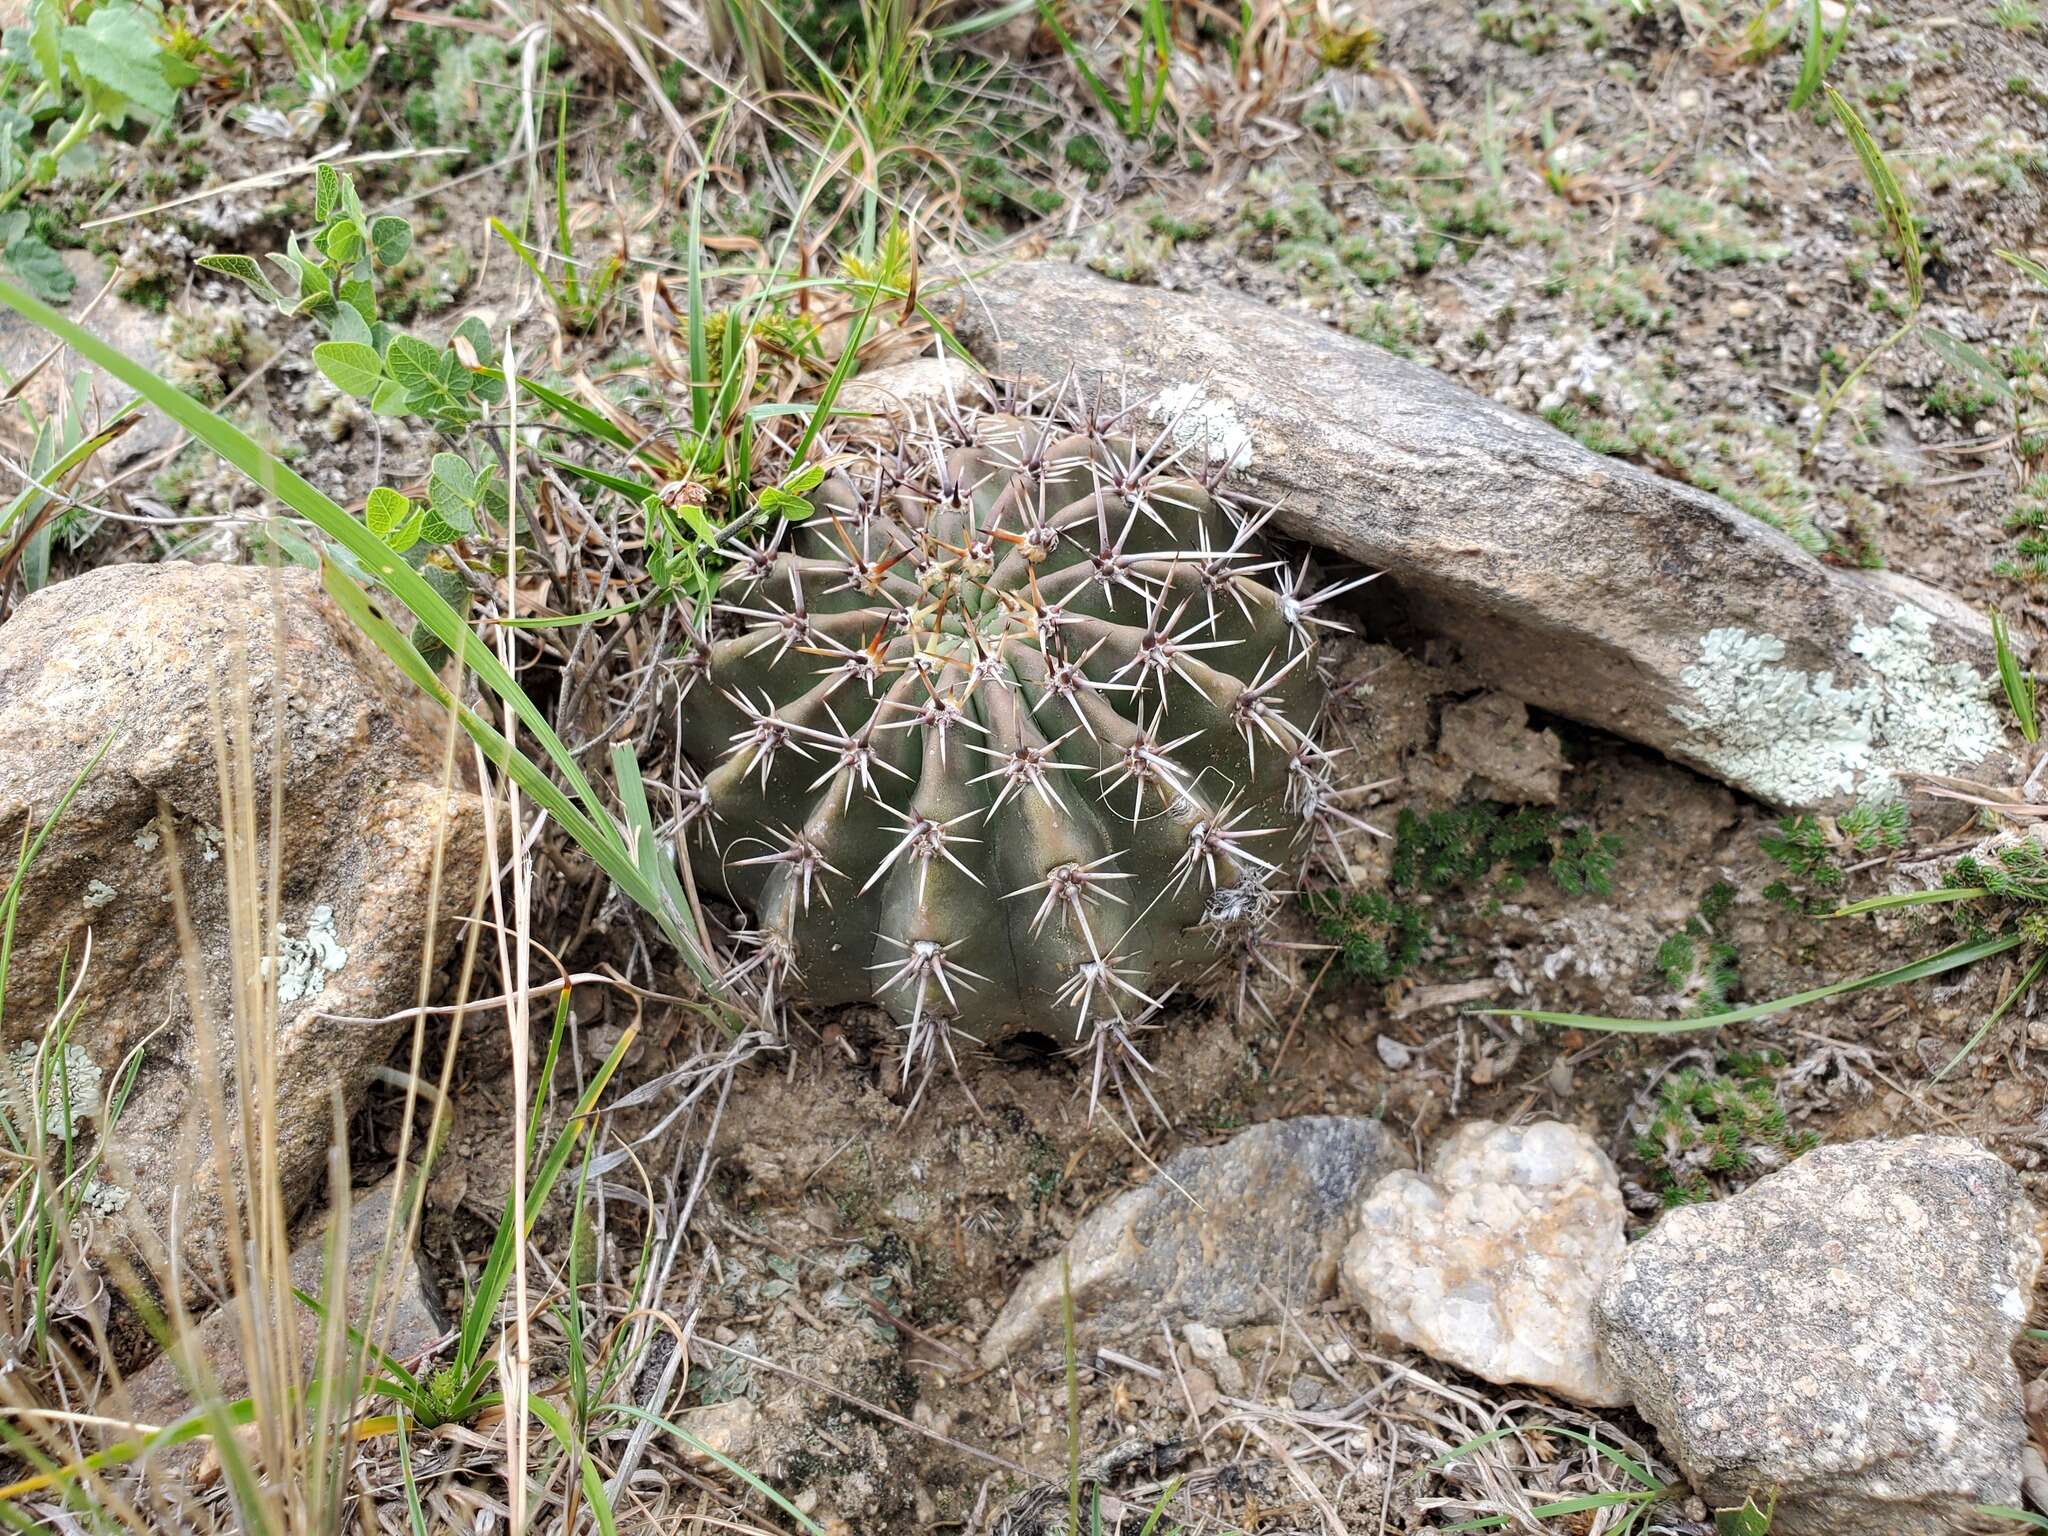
(0, 0), (2045, 1533)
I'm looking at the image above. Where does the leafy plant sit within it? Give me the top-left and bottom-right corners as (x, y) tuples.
(1635, 1053), (1817, 1205)
(239, 0), (373, 139)
(1390, 802), (1621, 898)
(0, 0), (197, 299)
(1655, 881), (1742, 1016)
(1304, 889), (1427, 985)
(1759, 802), (1906, 910)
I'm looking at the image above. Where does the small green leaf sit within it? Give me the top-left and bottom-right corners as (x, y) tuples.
(196, 253), (283, 306)
(755, 486), (814, 520)
(326, 302), (372, 347)
(369, 215), (412, 266)
(60, 4), (178, 120)
(369, 377), (411, 417)
(315, 162), (341, 222)
(1715, 1495), (1776, 1536)
(28, 0), (60, 85)
(312, 340), (386, 398)
(384, 506), (425, 555)
(385, 335), (446, 397)
(451, 314), (496, 367)
(365, 485), (410, 539)
(2, 236), (71, 303)
(429, 451), (476, 501)
(323, 218), (364, 267)
(426, 452), (477, 534)
(780, 462), (827, 497)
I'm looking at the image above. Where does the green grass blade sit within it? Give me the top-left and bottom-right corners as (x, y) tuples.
(1979, 1509), (2048, 1531)
(605, 1404), (825, 1534)
(1825, 886), (1987, 917)
(1935, 946), (2048, 1081)
(1827, 85), (1921, 310)
(529, 1397), (619, 1536)
(1993, 608), (2038, 742)
(1996, 249), (2048, 287)
(455, 1019), (636, 1384)
(316, 561), (709, 979)
(1483, 932), (2024, 1034)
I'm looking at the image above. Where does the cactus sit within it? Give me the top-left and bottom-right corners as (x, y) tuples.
(675, 381), (1366, 1089)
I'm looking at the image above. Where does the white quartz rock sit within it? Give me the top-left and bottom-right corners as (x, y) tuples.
(1340, 1119), (1628, 1405)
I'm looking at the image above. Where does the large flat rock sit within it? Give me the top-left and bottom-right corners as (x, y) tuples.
(950, 262), (2013, 809)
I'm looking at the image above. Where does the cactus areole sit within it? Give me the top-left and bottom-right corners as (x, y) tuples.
(676, 386), (1351, 1060)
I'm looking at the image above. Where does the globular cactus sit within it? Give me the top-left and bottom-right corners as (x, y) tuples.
(675, 382), (1364, 1087)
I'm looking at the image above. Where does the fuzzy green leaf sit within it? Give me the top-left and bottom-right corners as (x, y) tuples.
(385, 334), (446, 395)
(369, 377), (411, 417)
(451, 314), (495, 367)
(28, 0), (60, 85)
(60, 5), (177, 120)
(322, 217), (364, 268)
(312, 340), (386, 398)
(3, 236), (72, 303)
(326, 301), (372, 347)
(426, 452), (477, 534)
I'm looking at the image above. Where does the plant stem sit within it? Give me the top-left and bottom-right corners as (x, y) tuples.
(0, 110), (100, 217)
(1810, 313), (1917, 450)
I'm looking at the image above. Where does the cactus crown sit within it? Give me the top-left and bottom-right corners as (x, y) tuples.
(676, 379), (1362, 1094)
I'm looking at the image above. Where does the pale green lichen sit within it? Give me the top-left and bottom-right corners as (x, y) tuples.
(83, 879), (116, 910)
(1147, 382), (1256, 471)
(1672, 605), (2009, 805)
(263, 903), (349, 1007)
(6, 1041), (104, 1139)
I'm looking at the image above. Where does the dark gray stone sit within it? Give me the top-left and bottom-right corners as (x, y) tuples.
(979, 1115), (1408, 1365)
(1596, 1137), (2042, 1535)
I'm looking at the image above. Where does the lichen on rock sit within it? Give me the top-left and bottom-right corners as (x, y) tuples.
(266, 903), (349, 1007)
(1670, 604), (2008, 806)
(1146, 381), (1256, 471)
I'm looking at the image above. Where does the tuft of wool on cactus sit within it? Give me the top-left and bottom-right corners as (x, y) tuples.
(675, 381), (1371, 1100)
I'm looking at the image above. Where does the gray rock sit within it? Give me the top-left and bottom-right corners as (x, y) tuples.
(0, 562), (490, 1303)
(979, 1116), (1407, 1365)
(1422, 691), (1567, 805)
(119, 1173), (445, 1430)
(949, 262), (2012, 809)
(1596, 1137), (2042, 1535)
(1342, 1119), (1628, 1405)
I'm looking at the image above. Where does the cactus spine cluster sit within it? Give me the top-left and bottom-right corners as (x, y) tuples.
(675, 380), (1365, 1090)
